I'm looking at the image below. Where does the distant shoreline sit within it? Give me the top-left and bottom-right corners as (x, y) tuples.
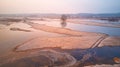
(68, 19), (120, 28)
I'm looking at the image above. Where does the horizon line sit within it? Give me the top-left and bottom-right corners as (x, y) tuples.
(0, 12), (120, 15)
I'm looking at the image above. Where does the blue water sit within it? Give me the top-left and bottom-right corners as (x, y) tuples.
(67, 23), (120, 36)
(85, 19), (120, 25)
(33, 20), (120, 36)
(68, 46), (120, 64)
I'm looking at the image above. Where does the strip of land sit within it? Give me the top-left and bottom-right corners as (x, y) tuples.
(68, 19), (120, 28)
(15, 23), (106, 51)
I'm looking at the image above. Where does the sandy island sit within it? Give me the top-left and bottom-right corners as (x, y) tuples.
(15, 23), (108, 51)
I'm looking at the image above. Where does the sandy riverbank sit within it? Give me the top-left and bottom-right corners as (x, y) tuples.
(14, 23), (105, 50)
(14, 22), (108, 51)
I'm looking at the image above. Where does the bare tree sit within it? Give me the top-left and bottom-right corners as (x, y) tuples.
(60, 15), (67, 28)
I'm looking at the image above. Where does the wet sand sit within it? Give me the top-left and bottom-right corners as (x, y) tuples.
(0, 22), (66, 55)
(15, 36), (101, 51)
(0, 21), (120, 67)
(1, 46), (120, 67)
(29, 23), (104, 36)
(15, 23), (105, 50)
(0, 48), (77, 67)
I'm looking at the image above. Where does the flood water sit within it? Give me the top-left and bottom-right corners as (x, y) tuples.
(65, 46), (120, 66)
(67, 23), (120, 36)
(0, 19), (120, 66)
(85, 19), (120, 25)
(32, 20), (120, 36)
(1, 46), (120, 67)
(0, 19), (120, 55)
(0, 22), (65, 55)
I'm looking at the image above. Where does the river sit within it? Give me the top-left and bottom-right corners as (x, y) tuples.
(32, 20), (120, 36)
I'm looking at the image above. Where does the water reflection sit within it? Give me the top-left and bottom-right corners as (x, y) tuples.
(67, 23), (120, 36)
(65, 46), (120, 66)
(61, 21), (67, 28)
(1, 46), (120, 67)
(60, 15), (67, 28)
(32, 20), (120, 36)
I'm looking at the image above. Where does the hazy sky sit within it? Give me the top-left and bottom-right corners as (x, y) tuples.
(0, 0), (120, 14)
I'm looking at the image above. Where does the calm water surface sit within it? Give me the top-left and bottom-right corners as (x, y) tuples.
(32, 20), (120, 36)
(0, 22), (64, 55)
